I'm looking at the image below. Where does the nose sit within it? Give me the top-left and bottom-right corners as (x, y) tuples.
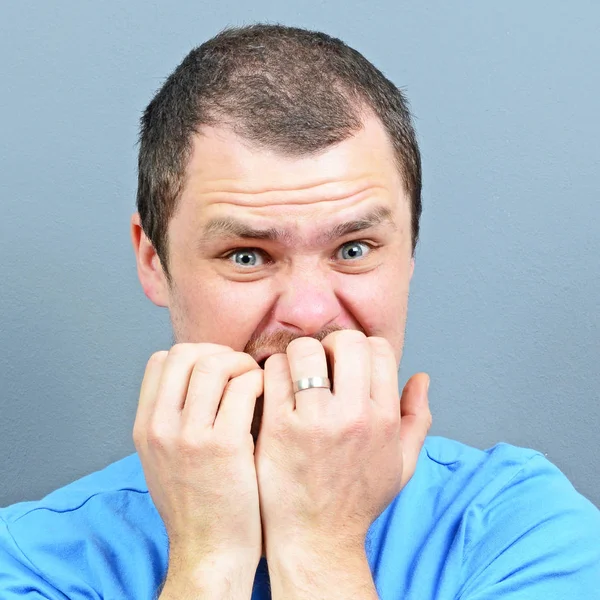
(272, 264), (342, 336)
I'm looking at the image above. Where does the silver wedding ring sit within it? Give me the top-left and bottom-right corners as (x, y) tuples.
(293, 376), (332, 394)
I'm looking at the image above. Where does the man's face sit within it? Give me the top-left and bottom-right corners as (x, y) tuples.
(133, 113), (415, 373)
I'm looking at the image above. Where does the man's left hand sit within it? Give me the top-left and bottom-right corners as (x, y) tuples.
(254, 330), (431, 564)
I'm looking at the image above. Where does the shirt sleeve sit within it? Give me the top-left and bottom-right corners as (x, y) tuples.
(458, 453), (600, 599)
(0, 516), (67, 599)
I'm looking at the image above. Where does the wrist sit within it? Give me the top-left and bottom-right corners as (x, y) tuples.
(269, 540), (368, 570)
(267, 541), (372, 599)
(164, 550), (259, 598)
(267, 531), (366, 565)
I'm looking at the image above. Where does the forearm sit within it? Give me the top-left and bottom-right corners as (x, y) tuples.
(268, 545), (379, 600)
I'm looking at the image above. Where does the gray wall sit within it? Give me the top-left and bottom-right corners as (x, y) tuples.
(1, 1), (598, 509)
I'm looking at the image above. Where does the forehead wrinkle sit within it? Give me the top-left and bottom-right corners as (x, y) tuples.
(194, 180), (387, 208)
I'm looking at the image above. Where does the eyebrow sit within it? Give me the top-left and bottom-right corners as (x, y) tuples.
(201, 205), (396, 246)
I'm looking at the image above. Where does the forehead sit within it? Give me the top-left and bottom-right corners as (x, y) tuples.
(184, 114), (400, 194)
(173, 114), (408, 239)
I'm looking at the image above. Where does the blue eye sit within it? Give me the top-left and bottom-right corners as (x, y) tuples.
(229, 249), (265, 267)
(337, 241), (371, 260)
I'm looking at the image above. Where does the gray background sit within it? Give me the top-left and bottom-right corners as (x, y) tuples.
(1, 1), (598, 509)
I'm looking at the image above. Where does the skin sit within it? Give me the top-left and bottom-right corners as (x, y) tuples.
(134, 114), (413, 365)
(131, 112), (431, 599)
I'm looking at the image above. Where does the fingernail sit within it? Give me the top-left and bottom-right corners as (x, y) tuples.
(426, 377), (431, 392)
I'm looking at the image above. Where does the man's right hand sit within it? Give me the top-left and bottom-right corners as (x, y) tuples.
(132, 344), (263, 598)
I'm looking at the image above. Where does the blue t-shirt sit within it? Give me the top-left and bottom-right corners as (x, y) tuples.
(1, 436), (599, 599)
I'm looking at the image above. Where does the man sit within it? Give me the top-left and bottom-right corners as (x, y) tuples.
(1, 23), (599, 599)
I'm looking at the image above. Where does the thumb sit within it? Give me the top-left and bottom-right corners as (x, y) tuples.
(399, 373), (432, 487)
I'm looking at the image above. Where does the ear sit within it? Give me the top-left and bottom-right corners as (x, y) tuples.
(409, 256), (415, 281)
(130, 212), (170, 307)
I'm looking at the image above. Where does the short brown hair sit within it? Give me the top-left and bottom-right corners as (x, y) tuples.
(136, 24), (422, 279)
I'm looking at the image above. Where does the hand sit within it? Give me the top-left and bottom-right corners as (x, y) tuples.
(133, 344), (263, 594)
(255, 331), (431, 559)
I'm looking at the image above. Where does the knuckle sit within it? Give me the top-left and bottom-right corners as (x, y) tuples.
(132, 424), (144, 447)
(236, 351), (260, 369)
(342, 413), (371, 437)
(225, 369), (262, 393)
(304, 421), (333, 442)
(193, 353), (225, 376)
(341, 329), (367, 341)
(368, 336), (393, 354)
(176, 427), (246, 459)
(148, 350), (169, 364)
(381, 412), (400, 437)
(192, 351), (257, 378)
(323, 329), (367, 348)
(146, 431), (169, 451)
(177, 429), (207, 454)
(176, 427), (224, 460)
(146, 422), (176, 449)
(208, 435), (243, 458)
(222, 379), (242, 399)
(287, 336), (323, 359)
(167, 343), (195, 358)
(264, 352), (287, 370)
(223, 375), (243, 393)
(368, 335), (389, 347)
(342, 329), (368, 342)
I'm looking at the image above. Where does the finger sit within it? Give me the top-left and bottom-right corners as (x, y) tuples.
(214, 368), (264, 436)
(399, 373), (432, 487)
(153, 344), (233, 430)
(133, 350), (169, 447)
(182, 351), (261, 431)
(321, 330), (370, 411)
(285, 337), (331, 414)
(263, 352), (294, 417)
(368, 337), (400, 414)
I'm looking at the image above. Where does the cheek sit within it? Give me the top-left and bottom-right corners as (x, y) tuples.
(339, 265), (410, 344)
(172, 278), (272, 348)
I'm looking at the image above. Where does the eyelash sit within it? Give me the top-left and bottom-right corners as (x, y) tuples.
(223, 241), (377, 268)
